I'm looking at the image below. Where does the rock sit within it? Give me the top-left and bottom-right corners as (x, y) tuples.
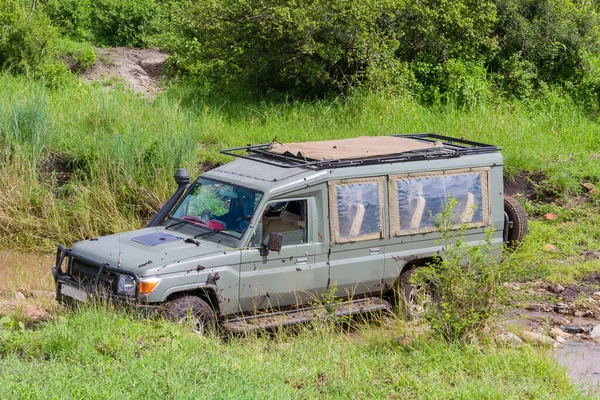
(524, 303), (551, 312)
(23, 306), (49, 323)
(555, 335), (566, 345)
(547, 283), (565, 294)
(550, 327), (572, 339)
(560, 324), (585, 334)
(503, 282), (520, 290)
(542, 213), (558, 220)
(592, 292), (600, 301)
(520, 331), (556, 346)
(554, 303), (570, 314)
(582, 182), (597, 192)
(544, 244), (557, 252)
(590, 325), (600, 340)
(497, 332), (524, 346)
(582, 250), (600, 260)
(14, 291), (26, 301)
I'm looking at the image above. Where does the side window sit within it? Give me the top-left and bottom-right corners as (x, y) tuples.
(389, 169), (490, 236)
(328, 177), (385, 243)
(259, 200), (308, 246)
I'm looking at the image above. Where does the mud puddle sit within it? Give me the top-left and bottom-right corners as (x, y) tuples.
(555, 341), (600, 394)
(0, 251), (53, 293)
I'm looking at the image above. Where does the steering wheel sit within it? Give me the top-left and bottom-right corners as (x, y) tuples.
(200, 210), (213, 221)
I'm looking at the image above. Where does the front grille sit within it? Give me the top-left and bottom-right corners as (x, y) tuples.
(71, 257), (117, 294)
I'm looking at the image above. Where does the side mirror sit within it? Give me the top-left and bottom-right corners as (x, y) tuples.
(260, 233), (283, 256)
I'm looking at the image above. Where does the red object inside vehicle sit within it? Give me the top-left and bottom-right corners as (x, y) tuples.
(206, 220), (225, 230)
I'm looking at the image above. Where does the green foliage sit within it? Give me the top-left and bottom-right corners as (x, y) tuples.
(395, 0), (498, 65)
(0, 316), (25, 331)
(89, 0), (161, 47)
(412, 201), (508, 341)
(491, 0), (600, 96)
(166, 0), (406, 97)
(33, 61), (74, 88)
(0, 0), (60, 73)
(43, 0), (162, 47)
(55, 38), (96, 72)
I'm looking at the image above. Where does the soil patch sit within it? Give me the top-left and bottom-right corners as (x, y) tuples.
(504, 172), (540, 199)
(82, 47), (168, 96)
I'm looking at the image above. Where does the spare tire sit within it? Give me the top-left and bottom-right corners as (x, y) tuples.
(503, 196), (528, 247)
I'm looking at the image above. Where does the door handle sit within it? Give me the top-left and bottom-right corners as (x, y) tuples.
(295, 257), (308, 265)
(370, 247), (380, 254)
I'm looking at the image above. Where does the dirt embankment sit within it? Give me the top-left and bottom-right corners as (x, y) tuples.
(82, 47), (169, 96)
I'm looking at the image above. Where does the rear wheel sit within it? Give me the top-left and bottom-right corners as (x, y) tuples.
(503, 196), (528, 247)
(163, 296), (217, 335)
(397, 268), (440, 320)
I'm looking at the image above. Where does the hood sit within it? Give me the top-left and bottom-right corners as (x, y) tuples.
(70, 227), (230, 274)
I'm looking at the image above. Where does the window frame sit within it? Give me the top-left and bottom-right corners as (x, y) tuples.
(328, 176), (386, 244)
(388, 168), (491, 237)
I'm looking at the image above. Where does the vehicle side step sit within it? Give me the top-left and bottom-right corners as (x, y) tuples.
(222, 297), (392, 333)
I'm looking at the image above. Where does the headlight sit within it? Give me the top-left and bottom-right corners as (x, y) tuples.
(117, 275), (136, 295)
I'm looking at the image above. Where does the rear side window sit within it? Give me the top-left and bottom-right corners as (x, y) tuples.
(328, 177), (385, 243)
(389, 169), (490, 236)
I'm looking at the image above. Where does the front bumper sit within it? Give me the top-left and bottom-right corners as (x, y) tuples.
(52, 245), (149, 308)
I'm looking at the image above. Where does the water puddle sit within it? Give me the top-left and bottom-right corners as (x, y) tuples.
(0, 251), (53, 293)
(554, 340), (600, 394)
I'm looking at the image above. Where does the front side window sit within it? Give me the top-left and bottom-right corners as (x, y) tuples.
(170, 178), (262, 239)
(389, 169), (490, 236)
(253, 200), (308, 247)
(328, 177), (385, 243)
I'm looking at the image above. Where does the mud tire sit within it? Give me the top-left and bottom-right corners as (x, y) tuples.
(163, 296), (217, 335)
(504, 196), (528, 247)
(398, 268), (440, 320)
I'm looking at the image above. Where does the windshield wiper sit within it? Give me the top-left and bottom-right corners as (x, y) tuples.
(164, 217), (189, 230)
(193, 229), (221, 239)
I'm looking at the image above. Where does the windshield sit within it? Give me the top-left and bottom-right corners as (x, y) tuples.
(169, 178), (263, 239)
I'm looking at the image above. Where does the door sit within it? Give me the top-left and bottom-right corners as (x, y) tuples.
(327, 177), (386, 298)
(238, 198), (329, 312)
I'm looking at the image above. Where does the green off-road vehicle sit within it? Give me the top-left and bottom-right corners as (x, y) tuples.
(52, 134), (528, 332)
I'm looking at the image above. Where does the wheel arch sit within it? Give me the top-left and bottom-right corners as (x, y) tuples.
(164, 286), (221, 314)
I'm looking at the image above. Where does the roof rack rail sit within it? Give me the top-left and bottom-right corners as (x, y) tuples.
(220, 134), (500, 170)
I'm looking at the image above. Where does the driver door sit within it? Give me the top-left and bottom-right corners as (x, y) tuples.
(238, 198), (329, 312)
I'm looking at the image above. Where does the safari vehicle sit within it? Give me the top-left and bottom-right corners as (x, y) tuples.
(52, 134), (528, 332)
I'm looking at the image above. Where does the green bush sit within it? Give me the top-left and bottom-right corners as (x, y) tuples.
(55, 38), (96, 72)
(412, 202), (508, 341)
(90, 0), (161, 47)
(0, 0), (60, 73)
(492, 0), (600, 90)
(42, 0), (93, 42)
(166, 0), (406, 97)
(43, 0), (162, 47)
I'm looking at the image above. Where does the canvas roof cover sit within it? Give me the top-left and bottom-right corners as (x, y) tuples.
(267, 136), (439, 161)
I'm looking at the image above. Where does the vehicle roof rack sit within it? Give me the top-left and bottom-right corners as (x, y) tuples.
(220, 134), (500, 170)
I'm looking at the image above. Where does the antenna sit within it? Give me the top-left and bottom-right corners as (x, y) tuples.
(118, 233), (122, 267)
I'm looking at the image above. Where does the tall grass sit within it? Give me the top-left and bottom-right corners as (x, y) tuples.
(1, 73), (599, 251)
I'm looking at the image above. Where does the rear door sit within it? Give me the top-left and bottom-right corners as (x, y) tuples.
(327, 177), (387, 298)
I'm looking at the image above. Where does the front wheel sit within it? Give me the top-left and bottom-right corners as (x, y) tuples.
(162, 296), (217, 335)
